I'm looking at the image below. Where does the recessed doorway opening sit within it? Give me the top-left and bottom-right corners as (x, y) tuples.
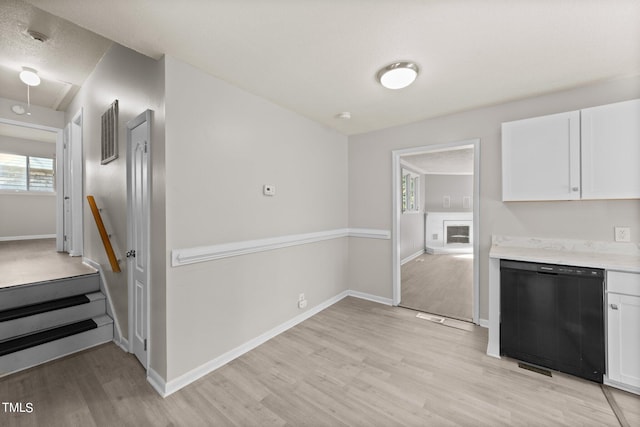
(392, 139), (480, 324)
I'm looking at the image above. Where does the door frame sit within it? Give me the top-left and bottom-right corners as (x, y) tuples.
(391, 138), (480, 324)
(68, 109), (84, 256)
(126, 110), (152, 370)
(0, 117), (64, 248)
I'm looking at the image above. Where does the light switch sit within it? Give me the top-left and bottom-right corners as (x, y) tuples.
(263, 185), (276, 196)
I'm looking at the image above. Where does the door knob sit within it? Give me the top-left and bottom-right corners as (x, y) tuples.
(126, 250), (136, 258)
(610, 304), (619, 310)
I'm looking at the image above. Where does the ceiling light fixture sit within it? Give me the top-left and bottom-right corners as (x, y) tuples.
(377, 62), (419, 90)
(11, 105), (26, 115)
(19, 67), (41, 86)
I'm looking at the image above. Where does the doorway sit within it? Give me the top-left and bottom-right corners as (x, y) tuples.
(392, 139), (480, 324)
(0, 118), (64, 246)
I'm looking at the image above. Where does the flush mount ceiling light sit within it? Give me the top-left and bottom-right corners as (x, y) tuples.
(19, 67), (41, 86)
(377, 62), (419, 90)
(11, 104), (26, 115)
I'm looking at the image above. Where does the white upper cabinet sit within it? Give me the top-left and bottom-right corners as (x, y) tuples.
(581, 99), (640, 200)
(502, 111), (581, 201)
(502, 99), (640, 202)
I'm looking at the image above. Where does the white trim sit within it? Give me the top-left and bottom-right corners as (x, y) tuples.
(83, 257), (126, 350)
(479, 318), (489, 328)
(0, 234), (56, 241)
(69, 109), (83, 257)
(0, 190), (57, 196)
(147, 368), (168, 398)
(604, 377), (640, 396)
(347, 290), (393, 306)
(171, 228), (390, 267)
(348, 228), (390, 240)
(392, 139), (481, 326)
(401, 249), (425, 266)
(147, 289), (391, 397)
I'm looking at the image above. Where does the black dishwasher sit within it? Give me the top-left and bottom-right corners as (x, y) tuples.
(500, 260), (605, 382)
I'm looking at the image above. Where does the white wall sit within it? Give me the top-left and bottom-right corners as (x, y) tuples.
(164, 56), (348, 381)
(65, 44), (165, 374)
(399, 165), (425, 261)
(348, 75), (640, 320)
(424, 174), (473, 212)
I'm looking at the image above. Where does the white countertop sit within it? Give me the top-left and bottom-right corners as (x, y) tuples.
(489, 235), (640, 273)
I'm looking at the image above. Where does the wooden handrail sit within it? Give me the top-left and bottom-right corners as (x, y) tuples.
(87, 195), (121, 273)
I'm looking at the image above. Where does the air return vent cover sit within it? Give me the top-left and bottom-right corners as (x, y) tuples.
(101, 100), (118, 165)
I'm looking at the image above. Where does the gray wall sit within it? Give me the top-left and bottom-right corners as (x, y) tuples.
(65, 44), (166, 375)
(348, 75), (640, 321)
(399, 166), (426, 261)
(424, 174), (473, 212)
(164, 56), (349, 381)
(0, 135), (57, 239)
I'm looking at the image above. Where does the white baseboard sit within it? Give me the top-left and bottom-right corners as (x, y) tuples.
(401, 249), (425, 265)
(604, 377), (640, 396)
(149, 289), (393, 397)
(147, 368), (168, 398)
(479, 318), (489, 328)
(83, 257), (126, 350)
(0, 234), (56, 242)
(347, 290), (393, 306)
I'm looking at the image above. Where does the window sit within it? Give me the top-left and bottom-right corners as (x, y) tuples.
(401, 168), (420, 213)
(0, 153), (55, 192)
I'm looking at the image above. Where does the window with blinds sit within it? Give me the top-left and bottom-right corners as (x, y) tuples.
(0, 153), (55, 192)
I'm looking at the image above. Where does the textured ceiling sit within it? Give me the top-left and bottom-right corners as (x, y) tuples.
(13, 0), (640, 135)
(0, 0), (111, 112)
(403, 147), (474, 175)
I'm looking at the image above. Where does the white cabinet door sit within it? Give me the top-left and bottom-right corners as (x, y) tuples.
(502, 111), (581, 201)
(581, 99), (640, 200)
(607, 292), (640, 388)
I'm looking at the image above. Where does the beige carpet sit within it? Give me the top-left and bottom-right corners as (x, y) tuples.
(0, 238), (96, 288)
(400, 252), (473, 321)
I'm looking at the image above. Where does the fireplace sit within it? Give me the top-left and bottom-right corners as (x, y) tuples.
(425, 212), (473, 254)
(444, 220), (471, 245)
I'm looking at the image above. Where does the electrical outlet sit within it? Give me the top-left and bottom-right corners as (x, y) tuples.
(614, 227), (631, 242)
(298, 293), (307, 309)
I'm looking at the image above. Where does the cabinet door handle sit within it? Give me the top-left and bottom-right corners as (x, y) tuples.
(610, 304), (619, 310)
(571, 187), (580, 192)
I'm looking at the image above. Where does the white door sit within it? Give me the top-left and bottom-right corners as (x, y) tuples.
(63, 124), (72, 253)
(127, 110), (151, 368)
(581, 98), (640, 200)
(501, 111), (581, 201)
(607, 293), (640, 388)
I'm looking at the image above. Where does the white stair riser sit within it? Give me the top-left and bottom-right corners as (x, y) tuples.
(0, 298), (107, 341)
(0, 274), (100, 311)
(0, 320), (113, 377)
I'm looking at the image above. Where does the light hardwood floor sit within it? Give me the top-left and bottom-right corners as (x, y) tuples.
(0, 239), (96, 288)
(1, 297), (637, 426)
(401, 253), (473, 321)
